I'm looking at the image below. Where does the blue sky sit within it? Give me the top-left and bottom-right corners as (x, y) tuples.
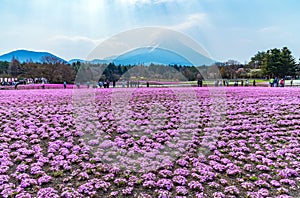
(1, 0), (300, 63)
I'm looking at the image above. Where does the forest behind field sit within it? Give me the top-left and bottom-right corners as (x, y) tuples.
(0, 47), (299, 84)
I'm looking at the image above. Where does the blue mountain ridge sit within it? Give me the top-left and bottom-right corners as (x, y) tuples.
(112, 47), (214, 66)
(0, 48), (215, 66)
(0, 50), (66, 63)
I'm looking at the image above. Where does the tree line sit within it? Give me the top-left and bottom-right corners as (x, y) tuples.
(219, 47), (299, 79)
(0, 46), (299, 84)
(0, 56), (75, 83)
(75, 62), (200, 83)
(0, 57), (201, 83)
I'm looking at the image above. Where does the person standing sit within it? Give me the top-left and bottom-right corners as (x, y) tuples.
(234, 81), (238, 86)
(246, 79), (249, 86)
(197, 79), (203, 87)
(63, 81), (67, 89)
(226, 79), (229, 86)
(14, 82), (19, 90)
(280, 79), (285, 87)
(214, 80), (219, 87)
(253, 80), (256, 86)
(99, 81), (103, 88)
(290, 78), (293, 87)
(274, 77), (278, 87)
(269, 78), (274, 87)
(106, 80), (110, 88)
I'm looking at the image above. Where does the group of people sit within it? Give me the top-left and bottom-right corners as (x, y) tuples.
(99, 80), (150, 88)
(212, 79), (256, 87)
(70, 78), (293, 89)
(98, 80), (114, 88)
(232, 79), (255, 87)
(124, 80), (141, 88)
(269, 77), (285, 87)
(72, 80), (151, 89)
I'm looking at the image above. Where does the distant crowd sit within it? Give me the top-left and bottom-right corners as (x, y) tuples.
(197, 79), (257, 87)
(2, 77), (296, 90)
(204, 78), (294, 87)
(73, 80), (150, 89)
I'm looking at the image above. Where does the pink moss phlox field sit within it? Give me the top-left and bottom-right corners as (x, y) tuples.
(0, 87), (299, 197)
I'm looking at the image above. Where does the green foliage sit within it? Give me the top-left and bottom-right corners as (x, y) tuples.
(280, 47), (297, 76)
(257, 47), (296, 77)
(137, 179), (142, 185)
(0, 56), (75, 83)
(0, 61), (9, 75)
(249, 51), (266, 69)
(72, 61), (81, 74)
(53, 170), (64, 177)
(249, 175), (259, 181)
(9, 57), (21, 77)
(86, 168), (93, 174)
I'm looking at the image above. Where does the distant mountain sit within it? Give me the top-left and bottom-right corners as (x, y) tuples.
(69, 48), (204, 66)
(87, 27), (218, 66)
(0, 50), (66, 63)
(0, 48), (215, 66)
(68, 59), (86, 64)
(90, 59), (112, 64)
(110, 47), (214, 66)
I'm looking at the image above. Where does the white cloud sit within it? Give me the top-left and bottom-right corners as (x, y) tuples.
(50, 35), (103, 45)
(258, 26), (278, 33)
(119, 0), (183, 5)
(47, 35), (107, 60)
(170, 13), (208, 31)
(120, 0), (150, 5)
(153, 0), (183, 4)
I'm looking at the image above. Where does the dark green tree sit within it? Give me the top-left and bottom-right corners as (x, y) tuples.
(72, 61), (81, 75)
(260, 47), (296, 78)
(268, 48), (281, 77)
(8, 57), (21, 77)
(249, 51), (265, 69)
(280, 47), (296, 76)
(0, 61), (9, 75)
